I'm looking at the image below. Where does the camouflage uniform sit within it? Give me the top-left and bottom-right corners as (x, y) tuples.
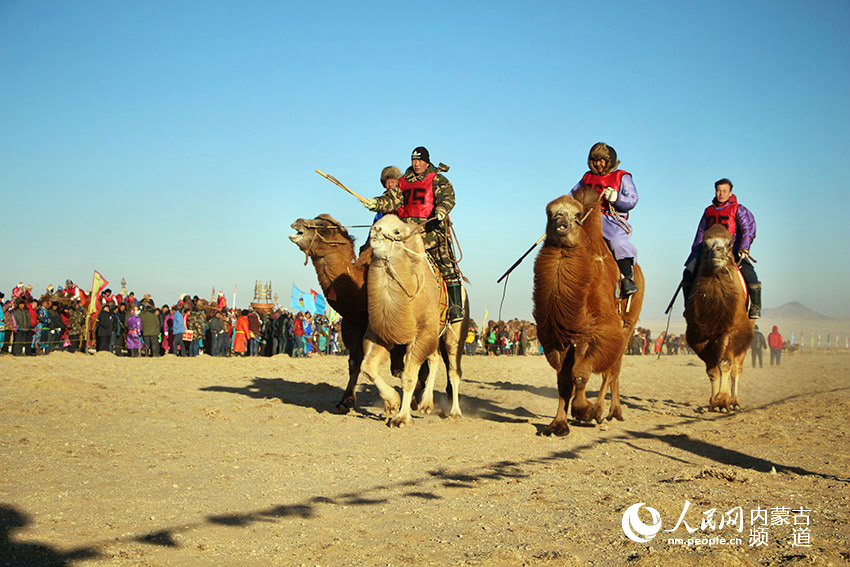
(187, 309), (206, 341)
(68, 306), (85, 335)
(372, 163), (463, 320)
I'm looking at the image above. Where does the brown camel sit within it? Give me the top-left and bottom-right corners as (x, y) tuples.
(533, 186), (644, 436)
(289, 214), (468, 415)
(684, 223), (754, 411)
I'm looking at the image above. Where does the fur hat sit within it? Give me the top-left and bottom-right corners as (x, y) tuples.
(380, 166), (402, 187)
(587, 142), (620, 175)
(411, 146), (430, 163)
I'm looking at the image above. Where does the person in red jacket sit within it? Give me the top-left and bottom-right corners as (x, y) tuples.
(768, 325), (783, 367)
(291, 312), (306, 358)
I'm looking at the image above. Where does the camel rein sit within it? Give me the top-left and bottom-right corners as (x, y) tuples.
(300, 225), (354, 265)
(379, 232), (427, 299)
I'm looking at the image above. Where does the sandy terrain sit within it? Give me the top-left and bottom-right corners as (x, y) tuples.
(1, 350), (848, 566)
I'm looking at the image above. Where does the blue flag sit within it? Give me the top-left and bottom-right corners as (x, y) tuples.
(311, 289), (326, 315)
(290, 284), (315, 313)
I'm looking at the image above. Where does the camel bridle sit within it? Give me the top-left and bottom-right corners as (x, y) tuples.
(298, 222), (352, 266)
(372, 228), (428, 299)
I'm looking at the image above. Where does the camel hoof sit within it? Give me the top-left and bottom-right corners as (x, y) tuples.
(541, 420), (570, 436)
(334, 395), (356, 414)
(606, 406), (624, 421)
(389, 414), (413, 428)
(572, 405), (595, 423)
(382, 396), (401, 417)
(418, 401), (434, 415)
(447, 409), (462, 420)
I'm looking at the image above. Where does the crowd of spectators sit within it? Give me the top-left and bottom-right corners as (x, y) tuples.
(0, 282), (343, 358)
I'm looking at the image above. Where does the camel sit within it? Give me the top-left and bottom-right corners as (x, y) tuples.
(289, 214), (468, 416)
(532, 186), (644, 436)
(684, 223), (754, 411)
(359, 214), (461, 426)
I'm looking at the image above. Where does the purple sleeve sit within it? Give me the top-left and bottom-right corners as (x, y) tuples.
(736, 205), (756, 251)
(568, 180), (581, 195)
(687, 215), (709, 263)
(611, 173), (638, 213)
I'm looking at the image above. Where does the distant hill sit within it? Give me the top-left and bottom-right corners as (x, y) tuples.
(762, 302), (831, 321)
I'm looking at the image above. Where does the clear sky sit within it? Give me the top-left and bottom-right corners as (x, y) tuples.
(2, 0), (849, 323)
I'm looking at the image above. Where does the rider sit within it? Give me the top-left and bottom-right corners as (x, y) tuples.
(570, 142), (639, 297)
(682, 177), (761, 318)
(363, 146), (464, 322)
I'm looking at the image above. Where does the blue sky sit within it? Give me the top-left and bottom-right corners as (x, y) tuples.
(2, 0), (848, 322)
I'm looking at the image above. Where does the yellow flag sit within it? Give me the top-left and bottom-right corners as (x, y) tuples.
(328, 306), (341, 325)
(483, 309), (488, 327)
(88, 270), (108, 316)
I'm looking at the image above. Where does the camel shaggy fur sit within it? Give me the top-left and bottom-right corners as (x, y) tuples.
(360, 214), (454, 426)
(685, 224), (754, 411)
(533, 186), (644, 436)
(289, 214), (468, 417)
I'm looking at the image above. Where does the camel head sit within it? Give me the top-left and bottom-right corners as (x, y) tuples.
(289, 214), (354, 256)
(369, 214), (425, 261)
(544, 195), (585, 248)
(700, 224), (735, 271)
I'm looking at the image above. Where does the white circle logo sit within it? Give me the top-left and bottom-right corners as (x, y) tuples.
(622, 503), (662, 543)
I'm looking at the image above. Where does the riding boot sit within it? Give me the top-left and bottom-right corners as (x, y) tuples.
(748, 283), (762, 319)
(446, 282), (465, 323)
(616, 258), (638, 297)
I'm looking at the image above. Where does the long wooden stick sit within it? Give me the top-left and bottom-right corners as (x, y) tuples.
(315, 169), (369, 204)
(496, 234), (546, 283)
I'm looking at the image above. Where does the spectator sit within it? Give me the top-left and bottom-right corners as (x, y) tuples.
(140, 306), (160, 357)
(125, 306), (143, 357)
(750, 325), (767, 368)
(171, 305), (186, 357)
(768, 325), (783, 366)
(95, 304), (115, 353)
(233, 309), (250, 356)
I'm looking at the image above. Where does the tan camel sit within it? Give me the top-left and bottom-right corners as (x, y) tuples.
(533, 186), (644, 436)
(289, 214), (468, 416)
(685, 224), (754, 411)
(360, 214), (445, 427)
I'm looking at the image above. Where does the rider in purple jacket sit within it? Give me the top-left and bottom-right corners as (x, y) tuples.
(682, 178), (761, 318)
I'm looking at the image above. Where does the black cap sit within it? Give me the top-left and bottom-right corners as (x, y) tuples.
(411, 146), (430, 163)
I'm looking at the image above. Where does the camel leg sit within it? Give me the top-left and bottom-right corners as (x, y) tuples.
(570, 343), (595, 423)
(359, 331), (400, 417)
(730, 352), (745, 409)
(389, 333), (438, 428)
(591, 372), (612, 424)
(444, 319), (465, 419)
(607, 370), (624, 421)
(543, 349), (572, 436)
(336, 320), (366, 413)
(416, 351), (441, 415)
(715, 358), (733, 412)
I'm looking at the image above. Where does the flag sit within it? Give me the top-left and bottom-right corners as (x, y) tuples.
(483, 308), (488, 327)
(88, 270), (109, 316)
(311, 289), (326, 315)
(291, 284), (315, 313)
(86, 270), (108, 350)
(327, 306), (341, 325)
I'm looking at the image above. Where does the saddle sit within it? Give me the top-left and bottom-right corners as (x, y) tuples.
(425, 252), (449, 330)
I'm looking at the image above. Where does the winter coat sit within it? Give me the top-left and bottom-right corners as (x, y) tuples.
(125, 314), (143, 349)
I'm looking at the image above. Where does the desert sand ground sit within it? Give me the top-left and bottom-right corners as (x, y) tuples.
(1, 349), (848, 566)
